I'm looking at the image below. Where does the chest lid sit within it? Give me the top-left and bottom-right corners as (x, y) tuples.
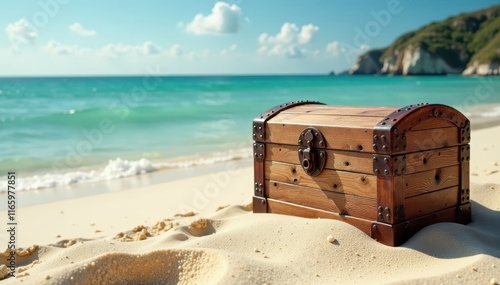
(253, 101), (470, 155)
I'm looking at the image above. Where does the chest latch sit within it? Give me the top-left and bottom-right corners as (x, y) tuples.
(298, 127), (327, 176)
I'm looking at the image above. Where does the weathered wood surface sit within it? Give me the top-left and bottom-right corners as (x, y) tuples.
(403, 165), (460, 198)
(266, 180), (377, 220)
(404, 146), (459, 173)
(377, 176), (405, 224)
(266, 198), (373, 235)
(411, 118), (456, 131)
(267, 116), (461, 154)
(404, 186), (459, 219)
(264, 161), (377, 198)
(405, 127), (460, 152)
(265, 143), (374, 174)
(281, 105), (398, 117)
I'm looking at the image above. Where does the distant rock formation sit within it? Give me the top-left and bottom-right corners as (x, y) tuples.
(349, 49), (384, 75)
(463, 60), (500, 75)
(347, 4), (500, 76)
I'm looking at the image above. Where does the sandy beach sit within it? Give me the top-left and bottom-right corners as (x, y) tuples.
(0, 123), (499, 284)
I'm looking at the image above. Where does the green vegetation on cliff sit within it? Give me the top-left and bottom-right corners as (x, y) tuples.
(372, 4), (500, 70)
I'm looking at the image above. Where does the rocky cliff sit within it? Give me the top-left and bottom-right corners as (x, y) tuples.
(348, 49), (384, 75)
(349, 5), (500, 76)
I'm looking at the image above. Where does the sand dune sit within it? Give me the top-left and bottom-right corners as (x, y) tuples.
(1, 126), (499, 284)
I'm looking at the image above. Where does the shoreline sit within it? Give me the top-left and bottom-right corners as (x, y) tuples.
(0, 158), (252, 211)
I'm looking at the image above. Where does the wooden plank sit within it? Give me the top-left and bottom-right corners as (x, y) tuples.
(254, 158), (265, 197)
(404, 186), (459, 219)
(411, 118), (456, 131)
(264, 161), (377, 198)
(459, 144), (470, 205)
(266, 198), (373, 236)
(269, 113), (383, 128)
(405, 146), (459, 174)
(403, 165), (460, 198)
(265, 143), (374, 174)
(406, 127), (460, 152)
(377, 176), (405, 224)
(266, 123), (375, 152)
(266, 180), (377, 220)
(282, 106), (398, 117)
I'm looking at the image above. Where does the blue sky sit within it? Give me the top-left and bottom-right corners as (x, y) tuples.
(1, 0), (498, 76)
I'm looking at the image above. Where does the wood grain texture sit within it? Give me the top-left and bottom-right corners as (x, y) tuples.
(281, 105), (398, 117)
(269, 113), (383, 128)
(266, 180), (377, 220)
(254, 159), (265, 197)
(265, 143), (374, 174)
(266, 198), (373, 236)
(406, 127), (460, 152)
(266, 123), (374, 152)
(411, 118), (456, 131)
(377, 176), (405, 224)
(403, 165), (460, 198)
(404, 146), (459, 174)
(404, 186), (459, 219)
(264, 161), (377, 198)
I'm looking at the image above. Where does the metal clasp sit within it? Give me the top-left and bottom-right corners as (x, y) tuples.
(298, 127), (326, 176)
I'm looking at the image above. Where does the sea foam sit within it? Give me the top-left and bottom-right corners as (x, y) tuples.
(13, 147), (252, 192)
(16, 158), (156, 192)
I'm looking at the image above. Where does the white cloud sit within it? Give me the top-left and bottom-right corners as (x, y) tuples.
(69, 23), (96, 36)
(142, 41), (162, 55)
(326, 41), (342, 55)
(258, 23), (319, 58)
(100, 41), (165, 57)
(169, 44), (182, 56)
(326, 41), (370, 57)
(43, 40), (91, 56)
(98, 42), (182, 58)
(6, 18), (37, 47)
(298, 24), (319, 44)
(186, 1), (241, 35)
(220, 44), (237, 55)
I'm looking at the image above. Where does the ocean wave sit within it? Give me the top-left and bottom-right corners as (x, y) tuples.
(477, 106), (500, 118)
(12, 148), (252, 192)
(15, 158), (155, 192)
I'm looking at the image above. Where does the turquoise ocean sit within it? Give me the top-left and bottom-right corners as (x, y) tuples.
(1, 75), (500, 192)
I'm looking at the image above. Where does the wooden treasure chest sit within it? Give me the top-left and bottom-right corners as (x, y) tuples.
(252, 101), (471, 246)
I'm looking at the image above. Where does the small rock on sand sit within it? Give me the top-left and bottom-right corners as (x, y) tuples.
(133, 225), (145, 232)
(327, 236), (336, 243)
(0, 265), (9, 280)
(490, 278), (498, 285)
(174, 211), (197, 217)
(190, 218), (208, 230)
(17, 245), (38, 257)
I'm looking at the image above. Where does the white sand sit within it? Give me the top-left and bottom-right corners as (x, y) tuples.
(0, 126), (499, 284)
